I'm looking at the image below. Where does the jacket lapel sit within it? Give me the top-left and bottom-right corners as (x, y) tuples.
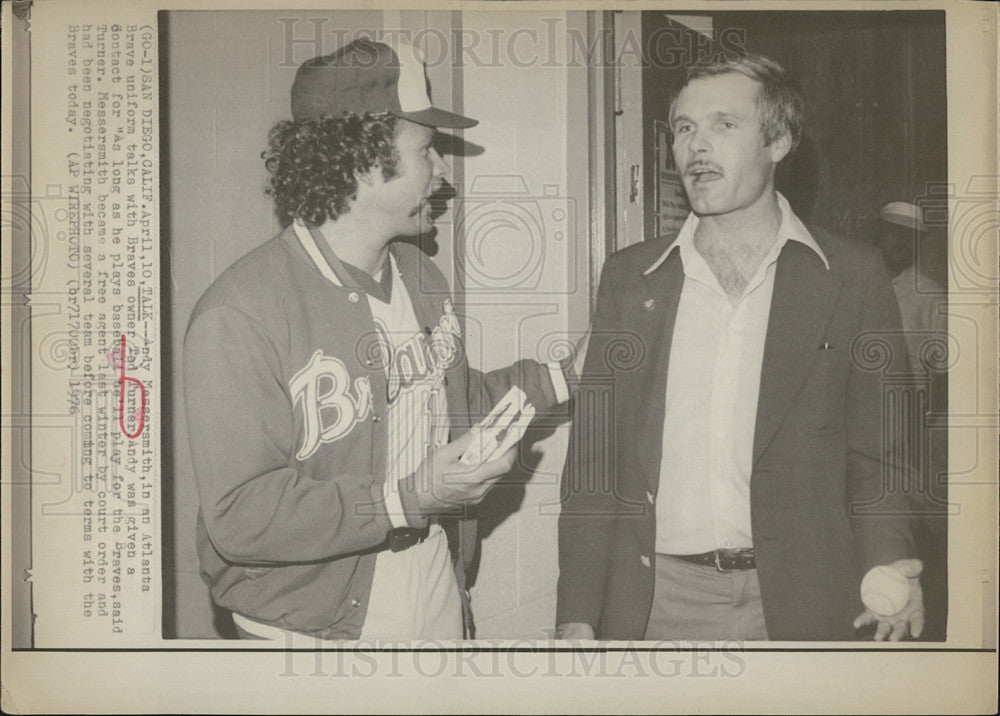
(752, 241), (844, 464)
(636, 251), (685, 490)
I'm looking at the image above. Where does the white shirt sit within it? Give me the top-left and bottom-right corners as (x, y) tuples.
(366, 255), (452, 528)
(651, 193), (829, 555)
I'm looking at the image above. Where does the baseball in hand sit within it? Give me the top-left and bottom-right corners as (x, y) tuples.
(860, 565), (911, 616)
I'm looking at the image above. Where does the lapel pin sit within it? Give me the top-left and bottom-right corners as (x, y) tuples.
(643, 298), (655, 311)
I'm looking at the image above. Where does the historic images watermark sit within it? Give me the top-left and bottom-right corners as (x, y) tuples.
(274, 17), (748, 71)
(275, 639), (749, 679)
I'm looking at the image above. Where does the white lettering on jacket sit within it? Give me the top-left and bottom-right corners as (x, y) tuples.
(289, 350), (373, 460)
(377, 299), (462, 404)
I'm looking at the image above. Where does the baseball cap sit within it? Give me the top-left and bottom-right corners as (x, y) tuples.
(879, 201), (927, 233)
(291, 38), (477, 129)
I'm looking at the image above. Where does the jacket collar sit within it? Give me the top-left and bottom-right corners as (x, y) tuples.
(293, 220), (396, 300)
(752, 240), (843, 464)
(293, 220), (343, 286)
(642, 192), (829, 277)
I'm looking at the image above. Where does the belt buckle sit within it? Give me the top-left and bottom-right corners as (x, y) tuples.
(714, 548), (754, 571)
(388, 530), (416, 552)
(388, 527), (427, 553)
(713, 549), (739, 572)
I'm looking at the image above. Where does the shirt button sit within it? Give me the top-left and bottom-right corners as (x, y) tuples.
(640, 555), (651, 568)
(350, 598), (361, 608)
(372, 415), (382, 423)
(348, 292), (360, 303)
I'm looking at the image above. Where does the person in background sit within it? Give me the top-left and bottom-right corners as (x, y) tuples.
(877, 200), (949, 641)
(877, 201), (948, 370)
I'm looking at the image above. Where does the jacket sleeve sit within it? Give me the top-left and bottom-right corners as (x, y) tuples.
(184, 304), (397, 565)
(465, 358), (566, 421)
(555, 257), (622, 630)
(846, 259), (919, 570)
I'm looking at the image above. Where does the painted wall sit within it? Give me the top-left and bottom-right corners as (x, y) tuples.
(457, 11), (590, 638)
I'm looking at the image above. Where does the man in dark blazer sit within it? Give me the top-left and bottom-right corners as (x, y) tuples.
(556, 53), (926, 642)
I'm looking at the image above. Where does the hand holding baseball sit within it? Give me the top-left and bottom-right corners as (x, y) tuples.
(853, 558), (925, 641)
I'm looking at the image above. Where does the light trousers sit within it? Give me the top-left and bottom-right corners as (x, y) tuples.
(644, 554), (769, 641)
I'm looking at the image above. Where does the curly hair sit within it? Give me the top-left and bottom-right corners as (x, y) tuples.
(263, 112), (400, 227)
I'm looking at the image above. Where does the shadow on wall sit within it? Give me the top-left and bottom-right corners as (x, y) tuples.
(467, 416), (564, 589)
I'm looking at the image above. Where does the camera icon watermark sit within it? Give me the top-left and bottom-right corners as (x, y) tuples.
(916, 176), (998, 295)
(1, 174), (71, 292)
(455, 175), (579, 295)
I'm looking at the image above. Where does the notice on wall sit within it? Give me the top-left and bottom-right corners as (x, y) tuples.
(653, 119), (688, 237)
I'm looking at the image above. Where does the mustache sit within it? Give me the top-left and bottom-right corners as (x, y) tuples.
(408, 182), (451, 217)
(426, 182), (455, 209)
(683, 161), (724, 177)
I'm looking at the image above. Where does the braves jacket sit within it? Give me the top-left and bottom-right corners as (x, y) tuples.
(184, 223), (564, 639)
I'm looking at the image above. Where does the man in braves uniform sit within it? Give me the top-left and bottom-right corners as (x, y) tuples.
(184, 39), (569, 641)
(557, 53), (925, 641)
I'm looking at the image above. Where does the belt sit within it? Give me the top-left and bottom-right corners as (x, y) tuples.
(386, 523), (431, 553)
(672, 548), (756, 572)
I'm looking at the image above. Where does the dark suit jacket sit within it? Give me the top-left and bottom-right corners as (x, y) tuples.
(556, 226), (917, 641)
